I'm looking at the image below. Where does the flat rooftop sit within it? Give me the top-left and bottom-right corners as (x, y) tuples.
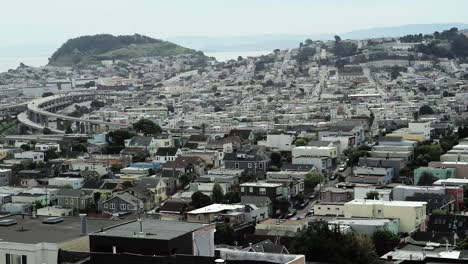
(0, 215), (132, 244)
(346, 199), (426, 207)
(187, 204), (245, 214)
(90, 219), (213, 240)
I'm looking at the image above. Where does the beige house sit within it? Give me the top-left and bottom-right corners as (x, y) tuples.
(344, 199), (427, 233)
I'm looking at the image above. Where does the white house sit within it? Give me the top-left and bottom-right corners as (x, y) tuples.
(34, 143), (61, 153)
(14, 151), (44, 163)
(48, 177), (84, 189)
(0, 169), (12, 186)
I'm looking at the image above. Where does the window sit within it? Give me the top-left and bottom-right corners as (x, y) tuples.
(248, 163), (252, 168)
(259, 188), (266, 195)
(65, 199), (68, 204)
(110, 203), (115, 209)
(5, 254), (27, 264)
(120, 204), (126, 210)
(127, 205), (133, 210)
(377, 209), (382, 215)
(81, 200), (86, 206)
(104, 203), (108, 209)
(240, 187), (245, 192)
(235, 163), (239, 169)
(70, 199), (74, 205)
(259, 163), (263, 169)
(327, 207), (331, 210)
(249, 187), (253, 193)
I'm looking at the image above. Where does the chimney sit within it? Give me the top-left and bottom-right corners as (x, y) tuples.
(80, 214), (88, 236)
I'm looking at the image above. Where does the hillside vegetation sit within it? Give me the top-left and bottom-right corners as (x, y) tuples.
(48, 34), (200, 66)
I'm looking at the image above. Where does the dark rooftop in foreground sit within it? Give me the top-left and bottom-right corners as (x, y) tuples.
(0, 214), (134, 244)
(90, 219), (212, 240)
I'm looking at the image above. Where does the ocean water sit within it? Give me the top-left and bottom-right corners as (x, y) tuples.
(0, 57), (49, 73)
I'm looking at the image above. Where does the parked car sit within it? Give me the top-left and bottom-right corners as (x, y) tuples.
(309, 192), (318, 200)
(298, 199), (309, 209)
(329, 174), (337, 180)
(305, 209), (314, 217)
(287, 209), (297, 218)
(338, 164), (347, 172)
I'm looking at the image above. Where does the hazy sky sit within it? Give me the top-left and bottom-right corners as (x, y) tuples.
(2, 0), (468, 46)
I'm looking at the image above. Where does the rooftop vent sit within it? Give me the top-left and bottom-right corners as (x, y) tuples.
(0, 219), (17, 226)
(42, 217), (64, 224)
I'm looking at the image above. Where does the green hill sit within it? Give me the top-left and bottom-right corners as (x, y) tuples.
(48, 34), (202, 66)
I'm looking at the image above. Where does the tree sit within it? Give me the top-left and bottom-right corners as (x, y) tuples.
(62, 184), (73, 189)
(33, 200), (44, 209)
(212, 183), (224, 203)
(122, 181), (133, 190)
(132, 119), (162, 136)
(93, 192), (101, 212)
(372, 229), (400, 256)
(90, 100), (105, 109)
(343, 146), (369, 166)
(418, 171), (438, 186)
(334, 35), (342, 42)
(20, 144), (31, 151)
(224, 189), (241, 204)
(110, 164), (124, 174)
(366, 191), (379, 200)
(390, 66), (401, 80)
(72, 143), (88, 152)
(274, 198), (290, 216)
(43, 128), (52, 134)
(191, 191), (212, 209)
(414, 144), (441, 166)
(295, 138), (308, 146)
(215, 223), (236, 245)
(305, 172), (324, 191)
(291, 221), (378, 264)
(305, 38), (313, 45)
(106, 130), (136, 154)
(419, 105), (435, 115)
(44, 149), (59, 161)
(270, 151), (282, 167)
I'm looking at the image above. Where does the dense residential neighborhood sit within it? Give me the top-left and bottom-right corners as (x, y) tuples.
(1, 25), (468, 264)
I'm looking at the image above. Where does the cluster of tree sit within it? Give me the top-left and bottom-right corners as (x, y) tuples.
(105, 129), (136, 154)
(417, 171), (438, 186)
(419, 104), (435, 115)
(90, 100), (105, 109)
(132, 118), (162, 136)
(332, 35), (358, 58)
(296, 46), (316, 64)
(390, 66), (406, 80)
(413, 28), (468, 59)
(414, 144), (441, 166)
(294, 137), (308, 146)
(50, 34), (162, 62)
(439, 135), (459, 153)
(42, 92), (54, 97)
(291, 221), (379, 264)
(372, 229), (400, 256)
(400, 33), (425, 43)
(68, 105), (91, 118)
(459, 126), (468, 138)
(190, 185), (241, 209)
(343, 146), (371, 166)
(366, 191), (380, 200)
(304, 172), (324, 191)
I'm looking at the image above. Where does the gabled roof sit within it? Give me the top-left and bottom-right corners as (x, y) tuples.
(57, 189), (92, 198)
(100, 181), (119, 190)
(243, 239), (289, 254)
(155, 147), (179, 156)
(159, 199), (190, 213)
(103, 192), (139, 205)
